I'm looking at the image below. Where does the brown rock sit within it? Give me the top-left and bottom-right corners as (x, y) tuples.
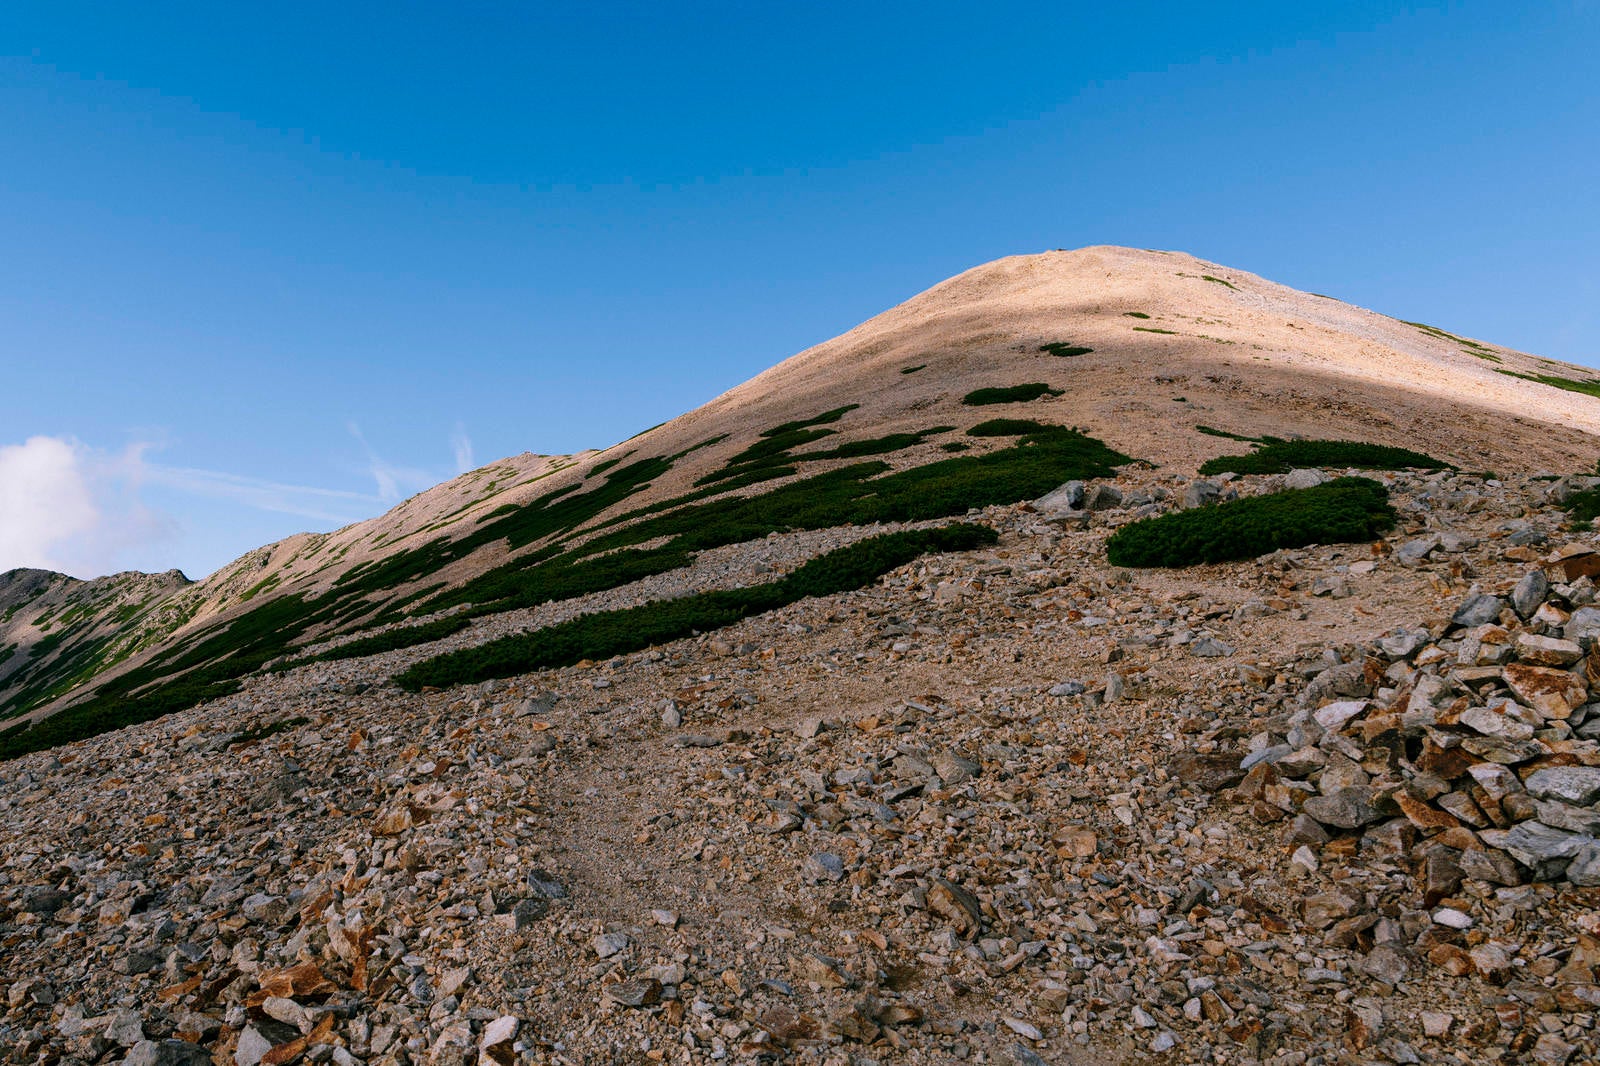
(1502, 663), (1587, 719)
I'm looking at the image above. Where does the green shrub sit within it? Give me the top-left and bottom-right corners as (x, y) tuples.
(395, 524), (998, 691)
(961, 383), (1063, 406)
(1123, 312), (1150, 319)
(1105, 478), (1395, 567)
(1039, 343), (1094, 358)
(1195, 425), (1271, 444)
(1563, 489), (1600, 524)
(901, 364), (926, 374)
(1198, 439), (1451, 476)
(1133, 327), (1177, 335)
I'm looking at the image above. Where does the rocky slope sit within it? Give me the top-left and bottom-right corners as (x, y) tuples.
(5, 468), (1600, 1065)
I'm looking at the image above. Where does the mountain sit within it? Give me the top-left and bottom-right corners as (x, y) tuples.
(6, 246), (1600, 1065)
(3, 246), (1597, 752)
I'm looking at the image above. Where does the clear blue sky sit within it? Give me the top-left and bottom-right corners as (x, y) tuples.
(3, 2), (1596, 579)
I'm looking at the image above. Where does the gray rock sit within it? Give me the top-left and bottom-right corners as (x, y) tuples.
(1565, 606), (1600, 645)
(933, 750), (980, 784)
(106, 1010), (145, 1047)
(593, 931), (631, 958)
(1283, 468), (1328, 490)
(1490, 821), (1592, 876)
(1034, 480), (1085, 514)
(1525, 766), (1600, 806)
(1240, 744), (1291, 771)
(1190, 636), (1234, 658)
(1568, 843), (1600, 887)
(1512, 570), (1550, 620)
(1084, 483), (1123, 511)
(234, 1027), (273, 1066)
(122, 1041), (212, 1066)
(1451, 594), (1504, 628)
(1181, 480), (1221, 509)
(801, 852), (846, 883)
(1535, 799), (1600, 835)
(1303, 787), (1382, 829)
(1048, 680), (1086, 697)
(1394, 537), (1441, 566)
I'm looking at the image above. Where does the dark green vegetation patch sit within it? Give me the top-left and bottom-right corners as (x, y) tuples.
(1495, 369), (1600, 400)
(1105, 478), (1395, 567)
(1133, 327), (1177, 335)
(1195, 426), (1272, 444)
(1198, 439), (1451, 477)
(961, 383), (1063, 406)
(1039, 342), (1094, 358)
(1562, 489), (1600, 525)
(1123, 312), (1150, 319)
(395, 524), (997, 691)
(900, 364), (926, 374)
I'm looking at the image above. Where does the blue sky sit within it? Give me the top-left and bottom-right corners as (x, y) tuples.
(2, 1), (1596, 579)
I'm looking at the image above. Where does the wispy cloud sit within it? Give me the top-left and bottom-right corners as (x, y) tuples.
(451, 423), (475, 474)
(347, 422), (438, 503)
(140, 464), (382, 524)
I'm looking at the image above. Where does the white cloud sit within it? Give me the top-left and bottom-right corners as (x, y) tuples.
(0, 436), (174, 577)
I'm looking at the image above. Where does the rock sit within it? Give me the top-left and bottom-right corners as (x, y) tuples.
(1516, 634), (1584, 666)
(1395, 537), (1441, 566)
(1486, 821), (1591, 877)
(1190, 636), (1234, 658)
(1283, 468), (1328, 489)
(1568, 843), (1600, 887)
(1048, 680), (1086, 697)
(1303, 787), (1382, 829)
(1512, 570), (1551, 619)
(1566, 606), (1600, 644)
(801, 852), (846, 883)
(605, 978), (663, 1008)
(788, 952), (851, 989)
(1432, 907), (1473, 930)
(1525, 766), (1600, 805)
(479, 1016), (519, 1066)
(122, 1041), (212, 1066)
(1499, 662), (1587, 722)
(1181, 480), (1221, 509)
(1084, 483), (1123, 511)
(925, 877), (983, 933)
(1451, 594), (1505, 628)
(592, 932), (631, 959)
(1034, 480), (1085, 513)
(1167, 752), (1245, 791)
(234, 1027), (274, 1066)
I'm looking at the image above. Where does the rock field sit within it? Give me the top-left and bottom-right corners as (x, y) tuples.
(5, 467), (1600, 1066)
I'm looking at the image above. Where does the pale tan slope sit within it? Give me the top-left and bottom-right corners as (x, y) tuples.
(630, 246), (1600, 481)
(16, 246), (1600, 724)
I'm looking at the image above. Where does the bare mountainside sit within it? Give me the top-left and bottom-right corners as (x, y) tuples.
(4, 244), (1598, 753)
